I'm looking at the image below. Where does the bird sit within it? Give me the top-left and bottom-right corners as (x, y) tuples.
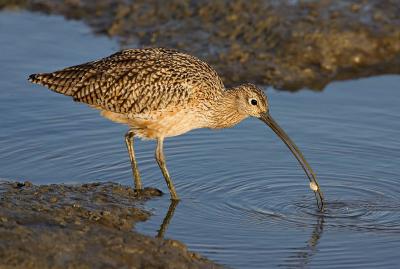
(28, 47), (324, 210)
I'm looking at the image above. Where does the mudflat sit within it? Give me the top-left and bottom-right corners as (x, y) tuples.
(0, 181), (223, 269)
(1, 0), (399, 90)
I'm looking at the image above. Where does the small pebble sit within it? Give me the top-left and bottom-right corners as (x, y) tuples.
(309, 182), (318, 192)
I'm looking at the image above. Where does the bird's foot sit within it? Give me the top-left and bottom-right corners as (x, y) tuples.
(134, 187), (163, 197)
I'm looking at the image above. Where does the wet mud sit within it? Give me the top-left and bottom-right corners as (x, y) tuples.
(1, 0), (399, 90)
(0, 181), (223, 269)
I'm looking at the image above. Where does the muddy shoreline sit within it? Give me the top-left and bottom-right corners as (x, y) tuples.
(0, 181), (223, 268)
(1, 0), (399, 91)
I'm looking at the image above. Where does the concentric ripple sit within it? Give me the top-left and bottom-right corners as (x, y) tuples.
(222, 173), (400, 232)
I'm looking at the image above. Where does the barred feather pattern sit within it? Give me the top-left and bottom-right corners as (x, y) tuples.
(28, 48), (225, 117)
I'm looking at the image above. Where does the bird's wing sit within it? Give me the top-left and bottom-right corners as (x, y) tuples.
(29, 48), (225, 115)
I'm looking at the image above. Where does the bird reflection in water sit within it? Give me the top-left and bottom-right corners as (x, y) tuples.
(156, 200), (180, 239)
(150, 199), (325, 268)
(280, 215), (325, 268)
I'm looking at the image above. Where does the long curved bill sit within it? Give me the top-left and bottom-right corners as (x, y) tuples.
(259, 112), (325, 211)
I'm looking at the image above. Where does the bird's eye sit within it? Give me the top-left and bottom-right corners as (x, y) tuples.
(250, 98), (258, 106)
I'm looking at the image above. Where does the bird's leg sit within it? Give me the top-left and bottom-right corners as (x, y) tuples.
(125, 130), (142, 190)
(155, 137), (179, 200)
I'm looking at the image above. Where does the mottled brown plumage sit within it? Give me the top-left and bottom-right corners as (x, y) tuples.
(29, 49), (222, 113)
(29, 47), (324, 210)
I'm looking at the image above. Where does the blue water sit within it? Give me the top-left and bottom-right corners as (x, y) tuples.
(1, 11), (400, 268)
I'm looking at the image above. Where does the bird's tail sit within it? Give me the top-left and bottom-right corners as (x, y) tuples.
(28, 72), (79, 96)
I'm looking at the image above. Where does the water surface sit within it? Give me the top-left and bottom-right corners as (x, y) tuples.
(1, 11), (400, 268)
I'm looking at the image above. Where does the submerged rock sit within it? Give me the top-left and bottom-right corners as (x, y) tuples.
(0, 181), (223, 269)
(1, 0), (399, 91)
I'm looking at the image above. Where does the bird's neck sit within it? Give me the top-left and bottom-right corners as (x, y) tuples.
(208, 89), (248, 129)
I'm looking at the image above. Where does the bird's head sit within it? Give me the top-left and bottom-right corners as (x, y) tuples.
(234, 83), (325, 210)
(235, 83), (269, 118)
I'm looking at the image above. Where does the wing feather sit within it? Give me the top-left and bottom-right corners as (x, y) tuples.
(29, 48), (225, 116)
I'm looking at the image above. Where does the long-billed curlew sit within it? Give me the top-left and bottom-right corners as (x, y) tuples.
(28, 48), (324, 210)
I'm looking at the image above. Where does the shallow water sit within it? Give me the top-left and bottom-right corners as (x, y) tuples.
(1, 11), (400, 268)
